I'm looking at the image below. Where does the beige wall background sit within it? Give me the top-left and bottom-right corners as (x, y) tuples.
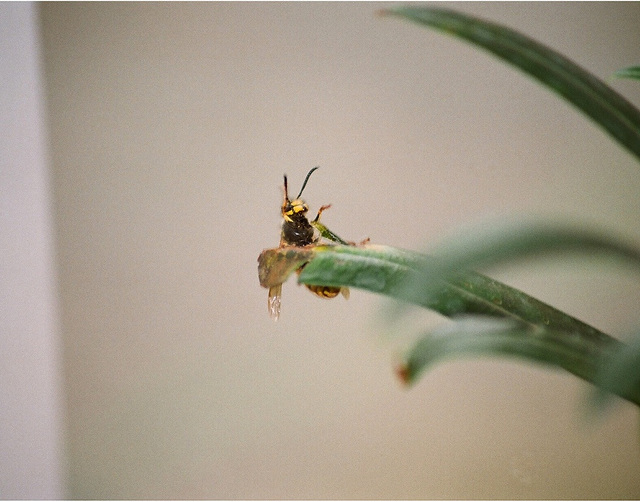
(36, 2), (640, 498)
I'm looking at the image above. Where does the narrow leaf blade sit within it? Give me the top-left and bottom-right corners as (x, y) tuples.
(614, 65), (640, 81)
(398, 317), (640, 405)
(383, 6), (640, 161)
(593, 329), (640, 408)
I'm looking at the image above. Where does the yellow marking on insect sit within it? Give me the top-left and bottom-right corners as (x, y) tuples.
(316, 287), (340, 298)
(305, 285), (350, 299)
(290, 200), (307, 213)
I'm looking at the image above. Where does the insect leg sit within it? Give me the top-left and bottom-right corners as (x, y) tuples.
(311, 205), (351, 245)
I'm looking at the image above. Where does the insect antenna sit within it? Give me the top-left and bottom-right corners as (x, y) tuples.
(283, 174), (290, 201)
(295, 166), (320, 199)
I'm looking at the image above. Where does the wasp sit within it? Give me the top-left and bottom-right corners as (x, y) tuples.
(267, 167), (350, 320)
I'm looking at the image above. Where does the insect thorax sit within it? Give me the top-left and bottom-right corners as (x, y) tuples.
(281, 216), (317, 246)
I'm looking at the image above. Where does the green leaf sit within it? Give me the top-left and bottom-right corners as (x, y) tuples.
(614, 65), (640, 81)
(295, 244), (528, 318)
(391, 221), (640, 403)
(381, 6), (640, 162)
(593, 329), (640, 409)
(400, 220), (640, 317)
(257, 221), (640, 405)
(292, 242), (632, 401)
(397, 317), (640, 406)
(428, 220), (640, 269)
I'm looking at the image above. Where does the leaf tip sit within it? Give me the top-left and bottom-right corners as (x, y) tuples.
(375, 8), (394, 19)
(395, 362), (413, 386)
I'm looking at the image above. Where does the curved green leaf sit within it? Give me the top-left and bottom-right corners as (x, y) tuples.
(290, 238), (619, 341)
(427, 220), (640, 270)
(398, 317), (639, 406)
(295, 244), (537, 319)
(382, 6), (640, 161)
(295, 240), (622, 361)
(399, 221), (640, 321)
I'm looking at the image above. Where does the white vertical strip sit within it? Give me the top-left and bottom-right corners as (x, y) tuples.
(0, 3), (65, 498)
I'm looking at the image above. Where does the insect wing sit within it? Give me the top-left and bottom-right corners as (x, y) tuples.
(258, 247), (314, 289)
(268, 284), (283, 321)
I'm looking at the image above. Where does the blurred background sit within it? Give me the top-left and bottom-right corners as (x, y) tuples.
(3, 2), (640, 498)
